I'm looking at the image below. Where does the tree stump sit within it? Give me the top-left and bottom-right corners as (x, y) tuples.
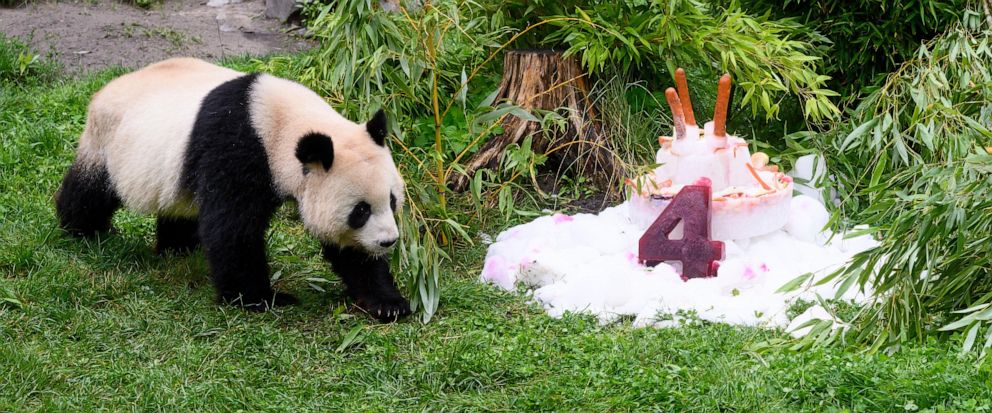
(447, 49), (617, 192)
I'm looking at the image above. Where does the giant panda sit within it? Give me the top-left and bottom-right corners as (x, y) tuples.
(54, 58), (411, 321)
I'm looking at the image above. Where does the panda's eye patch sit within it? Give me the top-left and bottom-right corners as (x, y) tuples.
(389, 193), (397, 212)
(348, 201), (372, 229)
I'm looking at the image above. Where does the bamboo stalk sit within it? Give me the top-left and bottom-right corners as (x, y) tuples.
(430, 38), (446, 208)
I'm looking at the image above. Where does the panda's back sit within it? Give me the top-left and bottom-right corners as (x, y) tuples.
(82, 58), (243, 216)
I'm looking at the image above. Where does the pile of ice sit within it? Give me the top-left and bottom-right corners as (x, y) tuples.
(480, 190), (877, 334)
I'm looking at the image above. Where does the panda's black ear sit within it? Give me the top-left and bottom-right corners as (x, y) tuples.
(295, 133), (334, 172)
(367, 109), (388, 146)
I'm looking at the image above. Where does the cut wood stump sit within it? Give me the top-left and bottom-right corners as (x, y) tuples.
(447, 49), (618, 192)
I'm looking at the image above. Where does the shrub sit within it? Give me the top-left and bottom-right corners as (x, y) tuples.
(786, 10), (992, 357)
(732, 0), (967, 98)
(500, 0), (840, 122)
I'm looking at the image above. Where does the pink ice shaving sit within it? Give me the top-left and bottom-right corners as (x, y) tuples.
(625, 251), (638, 264)
(481, 256), (513, 288)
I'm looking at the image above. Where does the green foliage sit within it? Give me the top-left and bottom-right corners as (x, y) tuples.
(280, 0), (510, 121)
(817, 155), (992, 356)
(790, 11), (992, 356)
(732, 0), (967, 97)
(591, 76), (668, 168)
(816, 12), (992, 220)
(520, 0), (840, 121)
(0, 34), (57, 85)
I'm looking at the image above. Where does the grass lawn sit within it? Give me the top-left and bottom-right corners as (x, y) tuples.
(2, 65), (991, 412)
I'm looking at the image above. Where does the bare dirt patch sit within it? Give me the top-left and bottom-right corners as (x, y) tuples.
(0, 0), (308, 74)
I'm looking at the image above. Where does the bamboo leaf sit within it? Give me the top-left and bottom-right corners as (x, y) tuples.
(952, 303), (990, 314)
(841, 119), (877, 151)
(833, 268), (860, 300)
(776, 272), (813, 293)
(870, 151), (888, 188)
(962, 323), (981, 353)
(940, 313), (978, 332)
(336, 326), (366, 353)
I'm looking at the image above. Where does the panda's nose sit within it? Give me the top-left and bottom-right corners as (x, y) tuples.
(379, 238), (397, 248)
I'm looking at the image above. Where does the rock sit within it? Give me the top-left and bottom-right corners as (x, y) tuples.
(265, 0), (299, 22)
(207, 0), (240, 7)
(216, 9), (255, 32)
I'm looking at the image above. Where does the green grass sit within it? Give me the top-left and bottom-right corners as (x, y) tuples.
(2, 60), (992, 411)
(0, 34), (58, 85)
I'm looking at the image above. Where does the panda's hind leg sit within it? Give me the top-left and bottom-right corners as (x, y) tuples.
(55, 160), (121, 237)
(155, 216), (200, 255)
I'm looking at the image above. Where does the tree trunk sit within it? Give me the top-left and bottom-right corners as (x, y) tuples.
(447, 49), (617, 192)
(984, 0), (992, 27)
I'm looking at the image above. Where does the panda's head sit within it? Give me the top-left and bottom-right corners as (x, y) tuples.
(293, 110), (405, 257)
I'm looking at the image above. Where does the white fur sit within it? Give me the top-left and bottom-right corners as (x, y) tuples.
(77, 58), (405, 253)
(79, 58), (241, 216)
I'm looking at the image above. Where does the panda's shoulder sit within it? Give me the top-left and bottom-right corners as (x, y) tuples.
(247, 74), (344, 134)
(250, 74), (328, 108)
(203, 73), (262, 105)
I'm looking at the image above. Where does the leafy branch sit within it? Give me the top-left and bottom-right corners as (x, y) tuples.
(541, 0), (840, 121)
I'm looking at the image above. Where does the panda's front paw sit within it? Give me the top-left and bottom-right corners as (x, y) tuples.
(357, 295), (411, 322)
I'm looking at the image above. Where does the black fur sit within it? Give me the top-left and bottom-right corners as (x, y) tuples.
(321, 243), (411, 321)
(366, 109), (388, 146)
(295, 132), (334, 172)
(55, 161), (121, 236)
(389, 193), (397, 212)
(180, 73), (297, 310)
(155, 216), (199, 255)
(348, 201), (371, 229)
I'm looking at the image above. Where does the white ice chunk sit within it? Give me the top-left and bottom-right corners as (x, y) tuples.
(784, 195), (830, 245)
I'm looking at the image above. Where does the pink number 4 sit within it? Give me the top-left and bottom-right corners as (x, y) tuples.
(638, 185), (725, 280)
